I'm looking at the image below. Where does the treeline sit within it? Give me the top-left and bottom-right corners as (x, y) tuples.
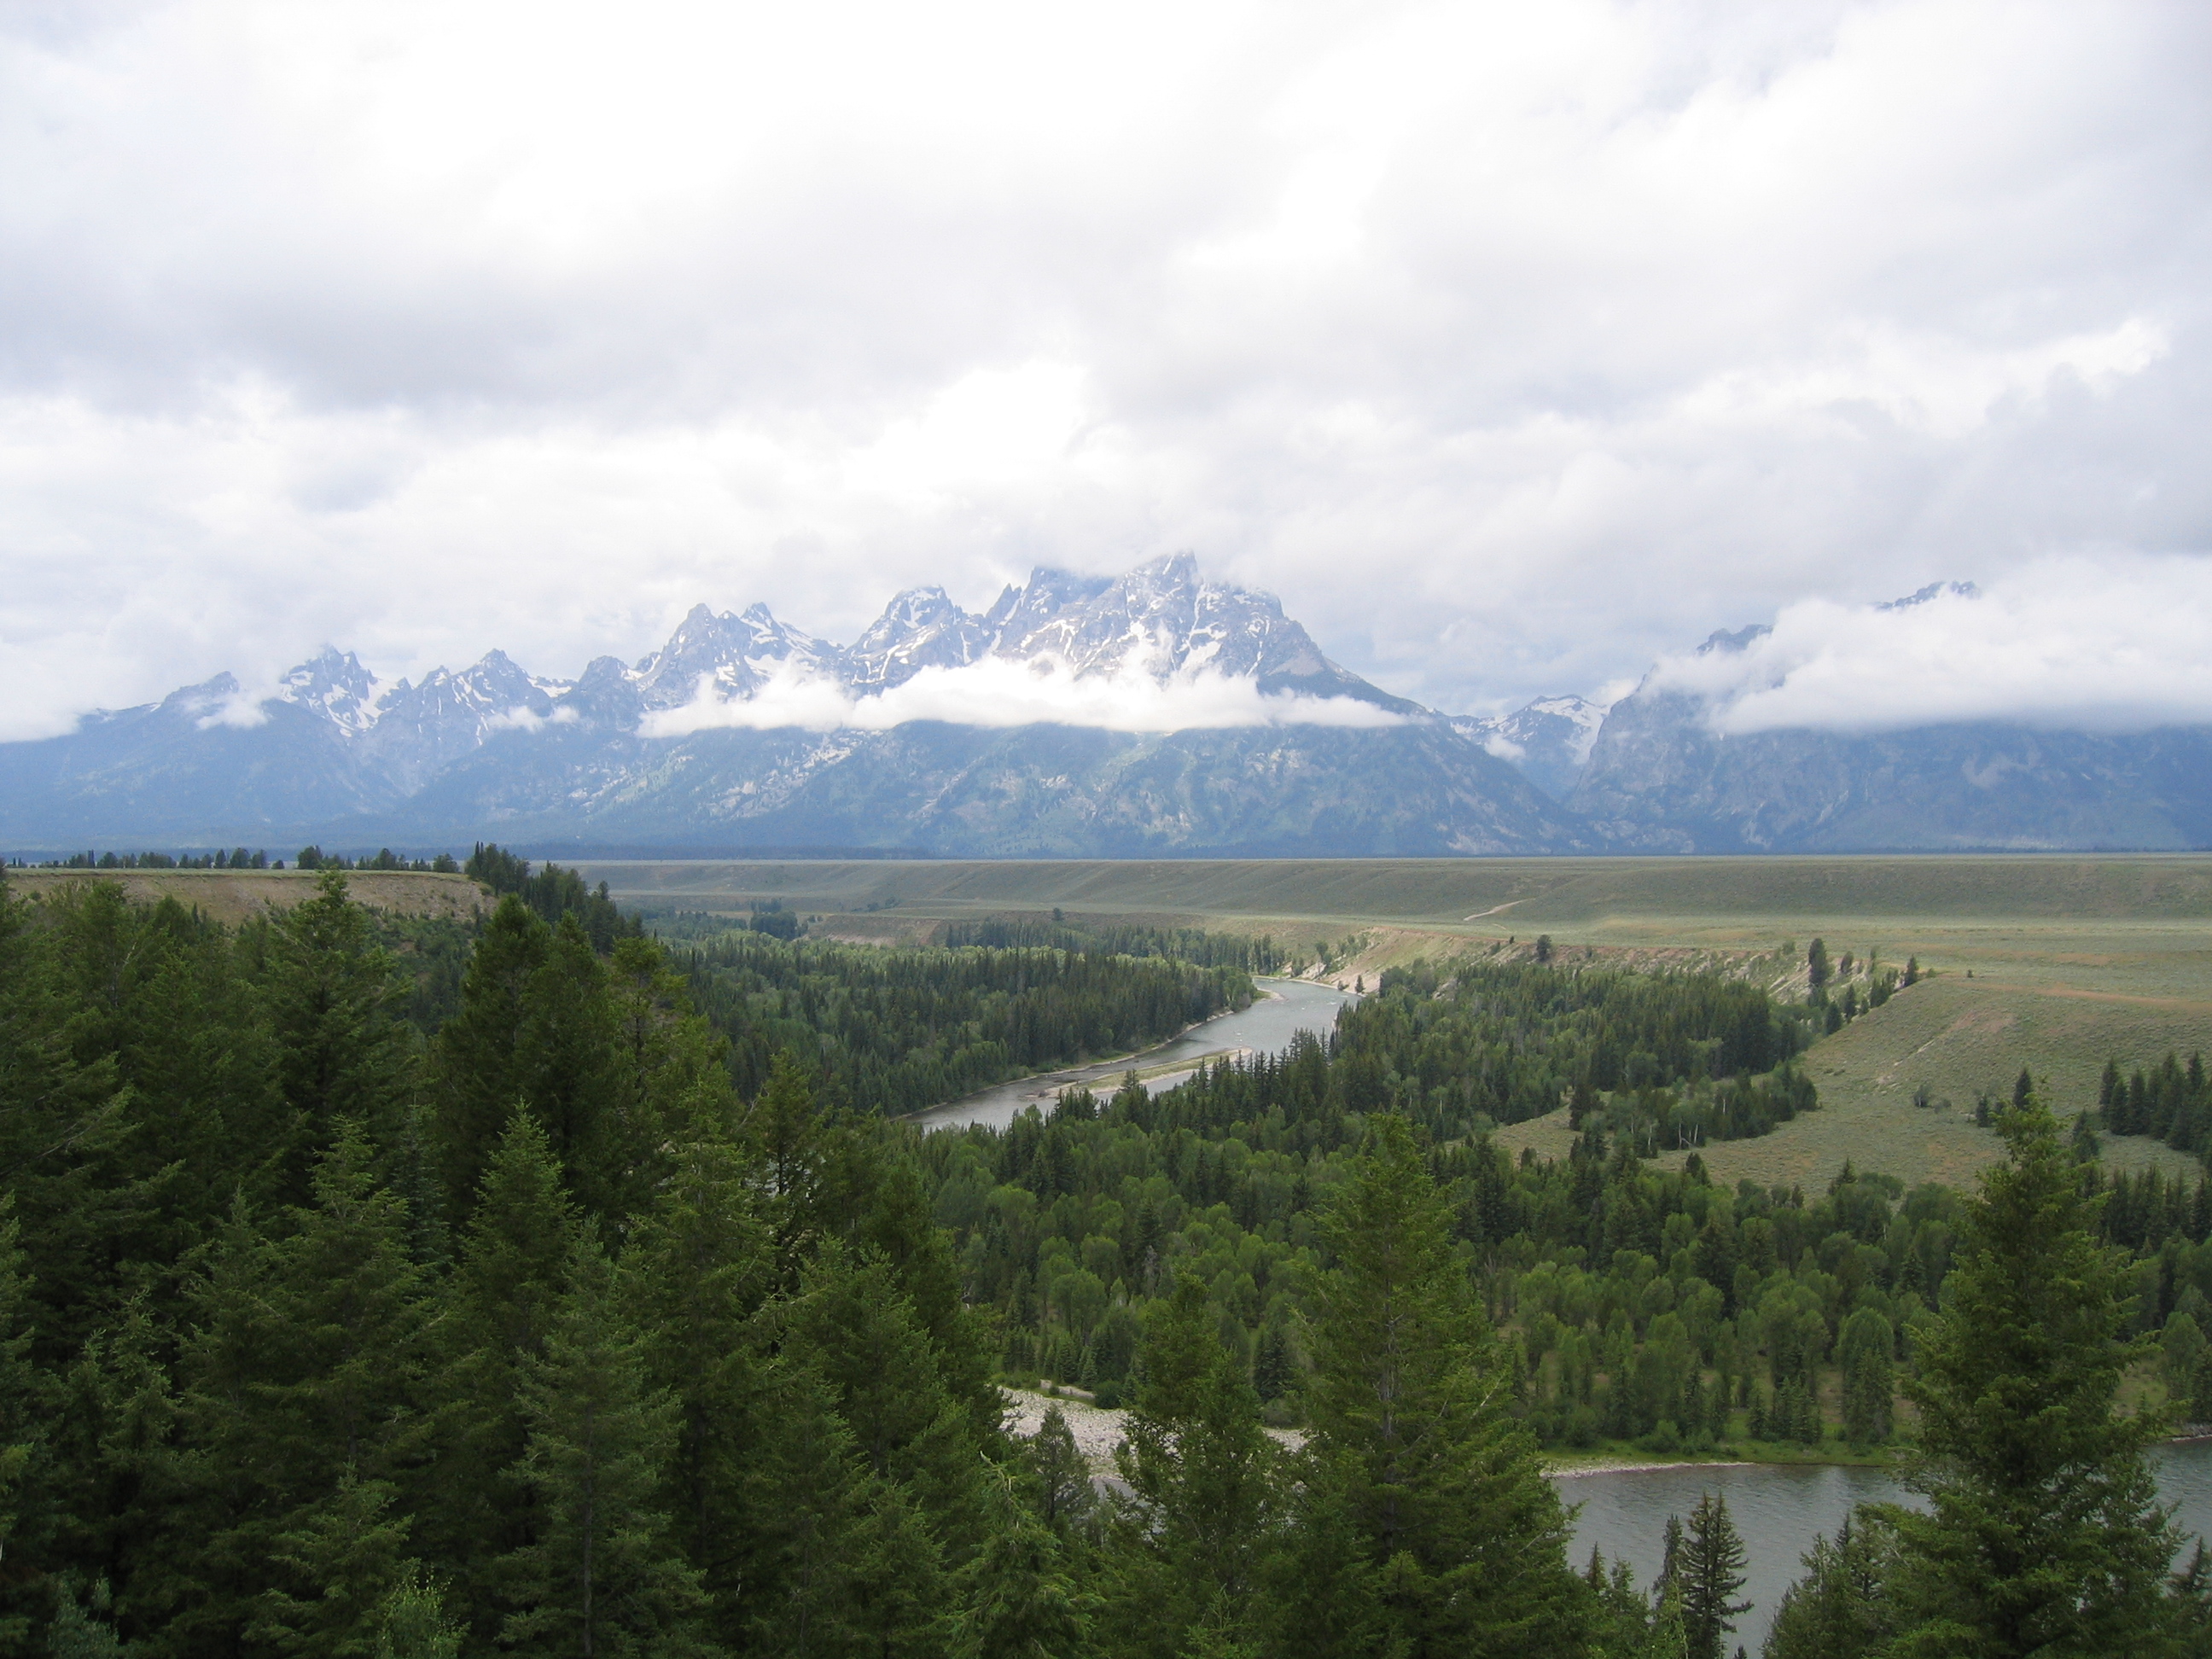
(295, 847), (462, 874)
(29, 848), (276, 870)
(922, 960), (2212, 1459)
(673, 927), (1254, 1115)
(2101, 1050), (2212, 1155)
(938, 914), (1286, 972)
(1103, 957), (1810, 1148)
(462, 841), (638, 952)
(25, 847), (470, 873)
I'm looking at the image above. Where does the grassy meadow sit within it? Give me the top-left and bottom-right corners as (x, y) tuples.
(3, 866), (488, 925)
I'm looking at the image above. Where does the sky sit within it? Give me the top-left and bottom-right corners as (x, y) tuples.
(0, 0), (2207, 742)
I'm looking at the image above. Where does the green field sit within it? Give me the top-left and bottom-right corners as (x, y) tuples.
(576, 853), (2212, 938)
(585, 854), (2212, 1190)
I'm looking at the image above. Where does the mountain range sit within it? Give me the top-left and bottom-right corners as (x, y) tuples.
(5, 554), (2207, 857)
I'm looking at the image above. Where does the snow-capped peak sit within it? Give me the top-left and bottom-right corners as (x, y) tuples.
(276, 647), (387, 736)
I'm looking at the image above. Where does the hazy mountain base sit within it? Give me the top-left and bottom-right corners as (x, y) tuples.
(1574, 688), (2212, 853)
(314, 719), (1600, 859)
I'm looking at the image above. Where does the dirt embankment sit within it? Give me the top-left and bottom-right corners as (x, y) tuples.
(3, 868), (490, 924)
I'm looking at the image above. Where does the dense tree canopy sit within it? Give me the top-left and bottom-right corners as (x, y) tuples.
(0, 866), (2203, 1656)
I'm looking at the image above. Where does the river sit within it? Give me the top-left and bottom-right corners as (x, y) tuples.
(1558, 1442), (2212, 1652)
(905, 975), (1360, 1133)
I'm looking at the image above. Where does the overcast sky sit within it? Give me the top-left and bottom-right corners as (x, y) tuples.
(1, 0), (2207, 742)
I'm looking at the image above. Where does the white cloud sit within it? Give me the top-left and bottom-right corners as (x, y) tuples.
(1649, 556), (2212, 735)
(480, 704), (575, 733)
(641, 654), (1405, 737)
(0, 1), (2208, 739)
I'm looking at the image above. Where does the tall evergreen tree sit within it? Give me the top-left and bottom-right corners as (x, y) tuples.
(428, 898), (551, 1218)
(954, 1466), (1096, 1659)
(172, 1123), (433, 1654)
(1295, 1115), (1586, 1658)
(1837, 1309), (1893, 1448)
(1764, 1514), (1898, 1659)
(1105, 1267), (1283, 1656)
(1674, 1491), (1748, 1659)
(1877, 1100), (2197, 1656)
(620, 1139), (766, 1629)
(265, 870), (416, 1196)
(0, 1201), (48, 1649)
(511, 915), (621, 1221)
(421, 1112), (579, 1638)
(497, 1236), (713, 1657)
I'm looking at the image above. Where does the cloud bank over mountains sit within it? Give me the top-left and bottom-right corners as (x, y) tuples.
(1, 2), (2208, 742)
(1650, 556), (2212, 736)
(641, 655), (1402, 737)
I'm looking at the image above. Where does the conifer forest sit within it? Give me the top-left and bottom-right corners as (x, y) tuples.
(3, 863), (2209, 1656)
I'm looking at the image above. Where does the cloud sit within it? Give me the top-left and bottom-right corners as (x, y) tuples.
(480, 704), (575, 733)
(641, 654), (1406, 737)
(0, 1), (2208, 740)
(1648, 555), (2212, 735)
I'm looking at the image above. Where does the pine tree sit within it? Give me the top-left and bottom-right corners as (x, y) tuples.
(48, 1576), (133, 1659)
(511, 915), (621, 1221)
(953, 1466), (1096, 1659)
(1878, 1101), (2197, 1655)
(1583, 1548), (1681, 1659)
(1105, 1268), (1283, 1655)
(428, 897), (551, 1217)
(620, 1138), (766, 1633)
(0, 876), (133, 1363)
(0, 1201), (48, 1650)
(496, 1237), (712, 1657)
(265, 870), (415, 1196)
(1674, 1491), (1749, 1659)
(421, 1112), (578, 1637)
(1765, 1514), (1898, 1659)
(1838, 1309), (1893, 1447)
(1295, 1115), (1586, 1658)
(1021, 1406), (1095, 1538)
(178, 1123), (433, 1655)
(736, 1364), (872, 1656)
(1252, 1324), (1294, 1402)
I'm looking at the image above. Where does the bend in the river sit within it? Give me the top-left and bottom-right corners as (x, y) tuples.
(905, 976), (1359, 1133)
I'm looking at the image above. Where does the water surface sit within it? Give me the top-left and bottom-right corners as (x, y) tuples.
(1559, 1443), (2212, 1653)
(906, 976), (1358, 1132)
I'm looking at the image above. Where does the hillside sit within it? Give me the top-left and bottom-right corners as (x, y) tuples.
(3, 867), (489, 924)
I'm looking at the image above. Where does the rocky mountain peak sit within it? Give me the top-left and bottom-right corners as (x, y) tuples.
(846, 585), (992, 691)
(277, 648), (384, 735)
